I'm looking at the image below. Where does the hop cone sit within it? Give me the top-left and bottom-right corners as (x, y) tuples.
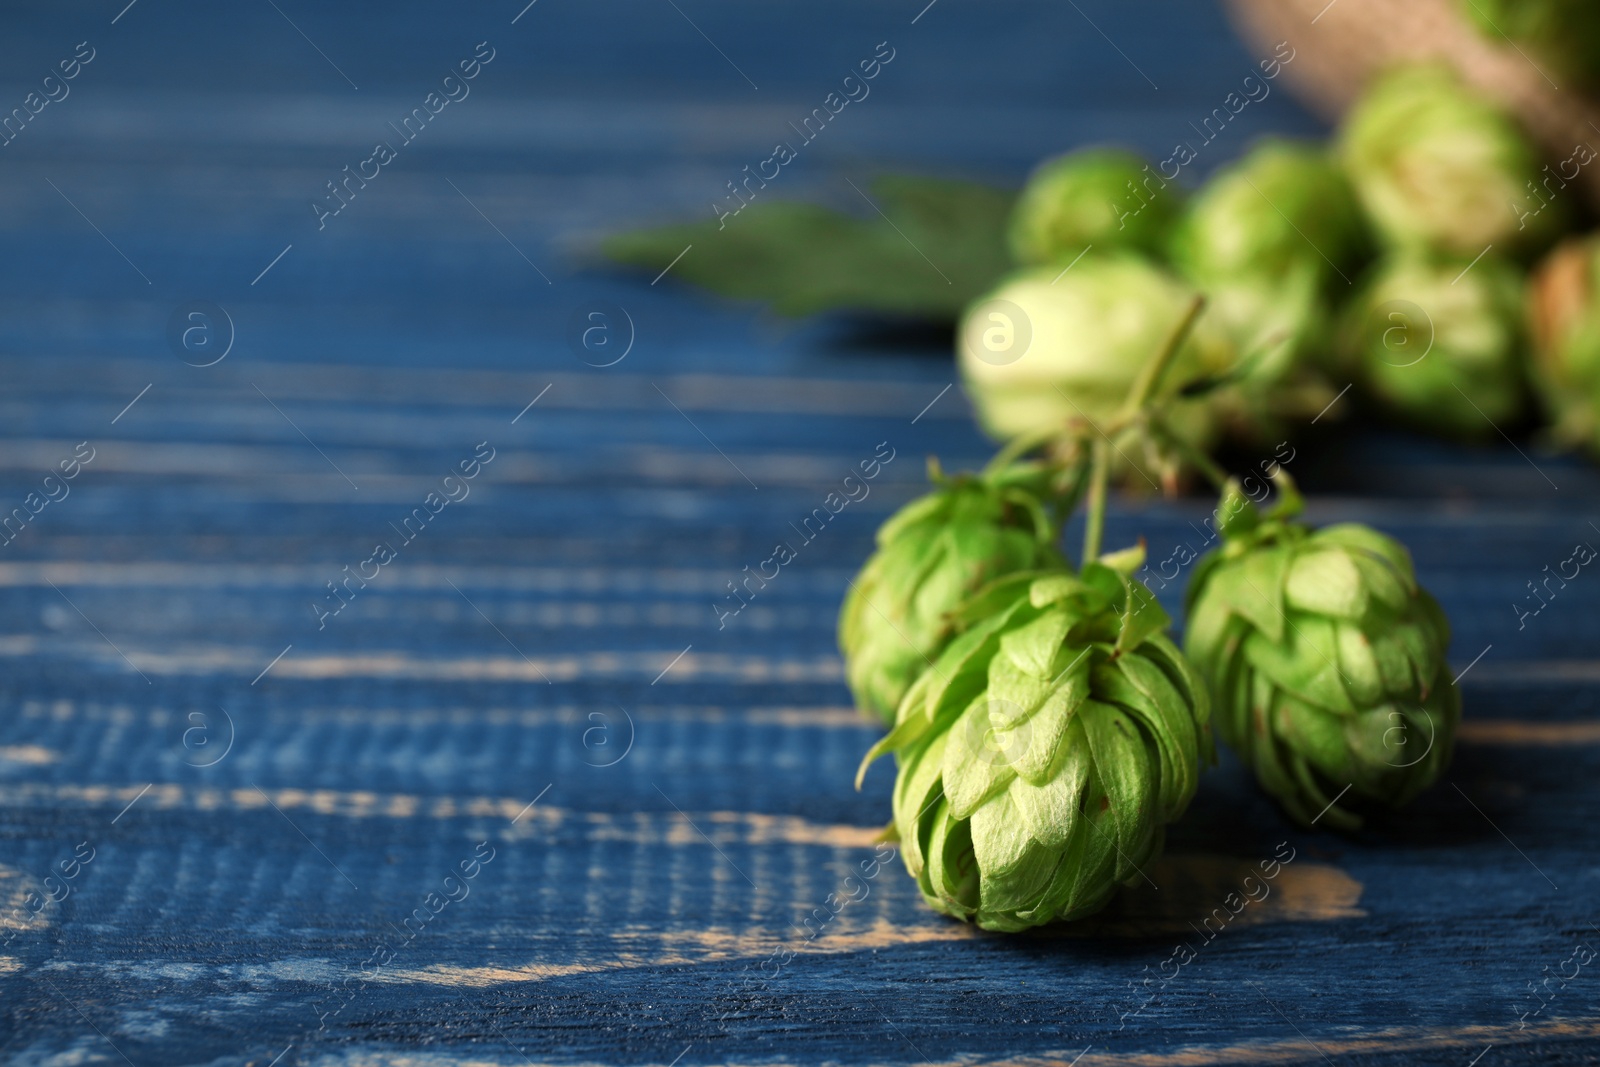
(1170, 139), (1367, 291)
(1460, 0), (1600, 90)
(1008, 148), (1179, 264)
(1337, 64), (1560, 258)
(839, 461), (1072, 724)
(1528, 236), (1600, 452)
(1184, 481), (1458, 830)
(1340, 252), (1527, 438)
(957, 256), (1234, 450)
(1169, 141), (1362, 394)
(857, 563), (1212, 931)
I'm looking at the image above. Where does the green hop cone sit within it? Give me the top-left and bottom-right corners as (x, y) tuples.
(1340, 252), (1527, 438)
(1168, 141), (1363, 412)
(1199, 266), (1327, 388)
(1170, 139), (1367, 291)
(1184, 478), (1459, 831)
(1528, 236), (1600, 451)
(1008, 148), (1179, 265)
(839, 459), (1073, 724)
(1338, 64), (1561, 258)
(1460, 0), (1600, 90)
(857, 560), (1213, 931)
(957, 256), (1234, 455)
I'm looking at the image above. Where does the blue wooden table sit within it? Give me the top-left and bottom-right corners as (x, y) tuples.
(0, 1), (1596, 1064)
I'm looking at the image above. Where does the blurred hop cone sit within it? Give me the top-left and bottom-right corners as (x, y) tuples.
(1169, 139), (1366, 402)
(1337, 65), (1563, 259)
(839, 462), (1070, 724)
(1227, 0), (1600, 215)
(1170, 139), (1367, 289)
(956, 256), (1234, 459)
(1007, 147), (1180, 264)
(857, 563), (1213, 931)
(1340, 252), (1527, 437)
(1528, 235), (1600, 452)
(1457, 0), (1600, 92)
(1184, 478), (1459, 831)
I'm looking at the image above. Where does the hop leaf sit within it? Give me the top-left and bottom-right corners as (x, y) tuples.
(1183, 481), (1459, 830)
(859, 568), (1213, 931)
(839, 462), (1070, 723)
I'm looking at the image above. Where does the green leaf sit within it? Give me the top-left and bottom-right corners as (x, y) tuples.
(874, 488), (950, 547)
(1236, 544), (1292, 643)
(1012, 649), (1092, 784)
(1098, 541), (1147, 576)
(1139, 633), (1213, 735)
(1031, 809), (1095, 920)
(1348, 552), (1411, 613)
(1334, 619), (1386, 707)
(601, 175), (1016, 320)
(1364, 624), (1421, 697)
(1080, 562), (1127, 615)
(921, 598), (1030, 723)
(952, 571), (1043, 628)
(1274, 691), (1355, 778)
(1028, 572), (1089, 608)
(931, 806), (981, 916)
(1312, 523), (1417, 591)
(1064, 781), (1121, 917)
(857, 693), (939, 789)
(1097, 654), (1199, 818)
(892, 730), (948, 876)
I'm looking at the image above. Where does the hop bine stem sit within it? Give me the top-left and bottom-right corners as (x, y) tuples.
(982, 423), (1067, 476)
(1080, 294), (1208, 563)
(1146, 413), (1230, 491)
(1117, 294), (1208, 420)
(1081, 437), (1111, 563)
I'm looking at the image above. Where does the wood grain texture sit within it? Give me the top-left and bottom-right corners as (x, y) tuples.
(0, 1), (1595, 1065)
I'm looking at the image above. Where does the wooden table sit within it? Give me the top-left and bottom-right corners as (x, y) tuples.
(0, 1), (1595, 1064)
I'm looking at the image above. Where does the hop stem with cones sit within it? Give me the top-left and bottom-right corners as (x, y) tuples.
(841, 292), (1459, 930)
